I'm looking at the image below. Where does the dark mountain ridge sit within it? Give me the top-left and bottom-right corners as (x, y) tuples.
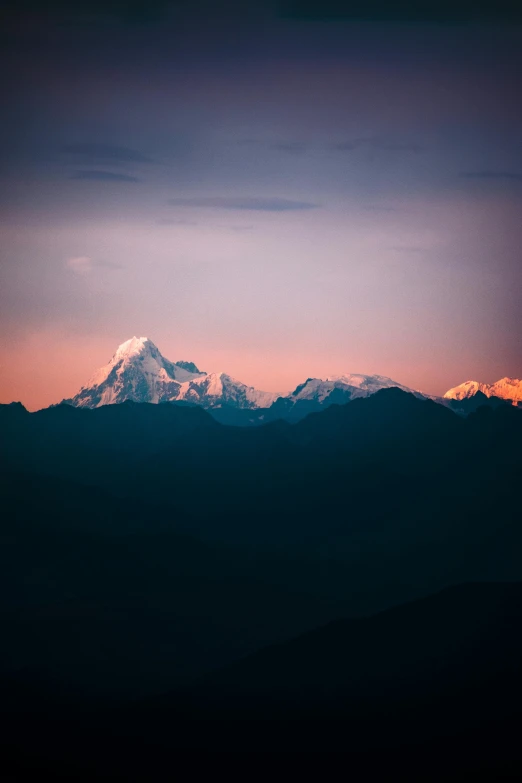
(1, 388), (522, 774)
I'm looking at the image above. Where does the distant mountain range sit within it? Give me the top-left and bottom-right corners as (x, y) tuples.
(58, 336), (521, 418)
(57, 335), (423, 416)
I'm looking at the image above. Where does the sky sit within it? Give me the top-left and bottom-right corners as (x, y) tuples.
(1, 0), (521, 409)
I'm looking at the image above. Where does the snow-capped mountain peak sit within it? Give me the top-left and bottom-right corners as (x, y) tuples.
(288, 373), (420, 404)
(176, 371), (280, 409)
(64, 336), (519, 415)
(444, 377), (522, 405)
(443, 380), (490, 401)
(114, 335), (150, 360)
(62, 336), (205, 408)
(61, 338), (279, 410)
(490, 377), (522, 403)
(325, 373), (416, 394)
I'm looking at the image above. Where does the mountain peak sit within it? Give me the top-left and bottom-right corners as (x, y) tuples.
(289, 373), (419, 405)
(444, 378), (522, 404)
(443, 380), (489, 400)
(61, 336), (204, 408)
(114, 336), (153, 361)
(60, 338), (278, 410)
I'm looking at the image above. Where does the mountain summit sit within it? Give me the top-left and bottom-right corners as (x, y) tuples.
(287, 373), (421, 405)
(444, 377), (522, 405)
(61, 337), (279, 410)
(61, 337), (204, 408)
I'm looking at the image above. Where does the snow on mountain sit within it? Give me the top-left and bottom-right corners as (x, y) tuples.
(286, 378), (339, 404)
(177, 372), (280, 410)
(489, 378), (522, 404)
(61, 337), (279, 410)
(327, 373), (422, 396)
(62, 335), (462, 414)
(61, 336), (204, 408)
(287, 373), (422, 405)
(443, 380), (491, 401)
(444, 377), (522, 405)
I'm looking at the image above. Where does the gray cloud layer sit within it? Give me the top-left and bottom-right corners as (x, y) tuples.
(63, 143), (154, 164)
(332, 137), (424, 153)
(71, 170), (140, 182)
(167, 196), (320, 211)
(240, 137), (423, 155)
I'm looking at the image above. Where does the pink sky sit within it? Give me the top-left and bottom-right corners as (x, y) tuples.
(1, 12), (521, 410)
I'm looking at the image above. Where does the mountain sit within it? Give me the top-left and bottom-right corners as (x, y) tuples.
(2, 388), (522, 773)
(4, 387), (521, 558)
(60, 335), (421, 415)
(61, 336), (279, 410)
(443, 380), (491, 400)
(175, 371), (279, 409)
(285, 372), (422, 407)
(294, 373), (420, 401)
(444, 376), (522, 405)
(5, 583), (522, 774)
(491, 377), (522, 404)
(445, 390), (512, 416)
(143, 582), (522, 760)
(61, 336), (203, 408)
(0, 466), (357, 698)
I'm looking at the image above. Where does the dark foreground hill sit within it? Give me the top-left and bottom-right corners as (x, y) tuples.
(1, 390), (521, 775)
(1, 390), (522, 692)
(2, 583), (522, 778)
(0, 470), (357, 695)
(2, 388), (520, 564)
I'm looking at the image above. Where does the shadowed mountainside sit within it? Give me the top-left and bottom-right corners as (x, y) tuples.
(1, 389), (521, 773)
(1, 390), (521, 689)
(2, 583), (522, 776)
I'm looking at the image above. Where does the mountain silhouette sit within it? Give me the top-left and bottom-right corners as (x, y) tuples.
(3, 583), (522, 776)
(1, 388), (521, 776)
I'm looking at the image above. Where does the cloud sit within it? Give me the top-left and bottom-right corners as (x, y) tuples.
(270, 142), (308, 154)
(460, 170), (522, 181)
(167, 196), (320, 211)
(237, 137), (422, 155)
(156, 219), (255, 231)
(71, 170), (140, 182)
(332, 137), (423, 153)
(375, 141), (423, 153)
(333, 141), (357, 151)
(62, 143), (154, 164)
(156, 218), (200, 226)
(236, 139), (309, 154)
(65, 256), (93, 275)
(363, 204), (399, 212)
(65, 256), (121, 275)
